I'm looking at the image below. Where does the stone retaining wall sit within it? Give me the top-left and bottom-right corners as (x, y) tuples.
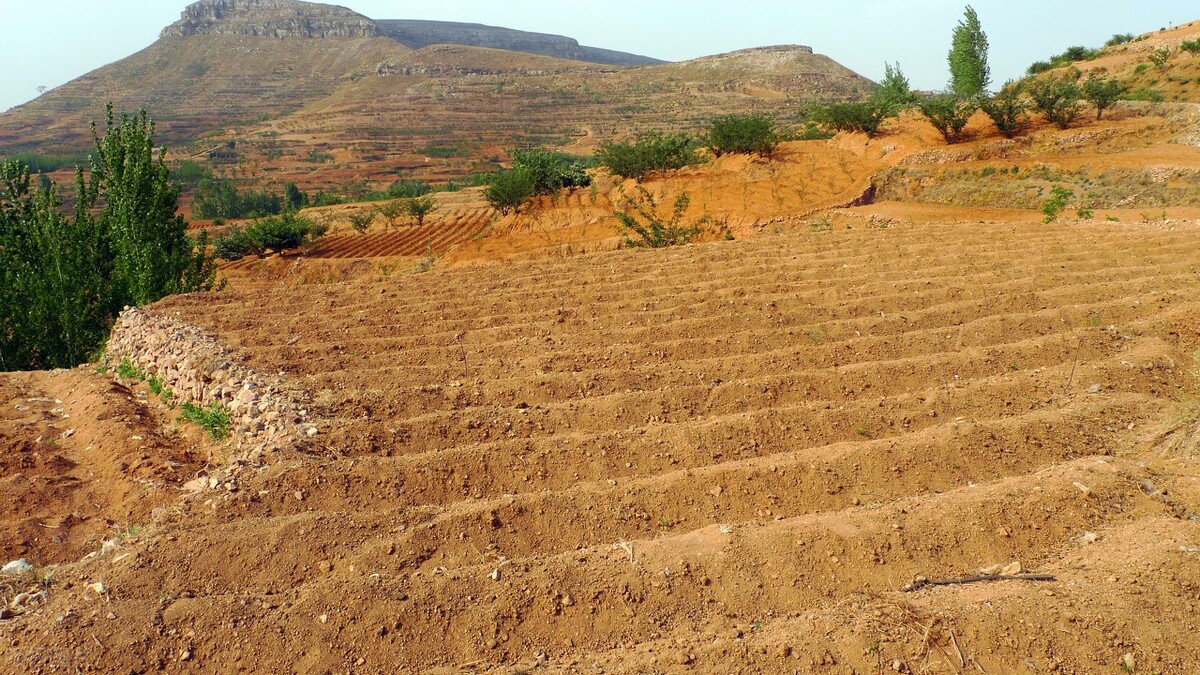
(106, 307), (317, 466)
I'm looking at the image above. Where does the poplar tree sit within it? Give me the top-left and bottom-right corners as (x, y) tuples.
(948, 5), (991, 98)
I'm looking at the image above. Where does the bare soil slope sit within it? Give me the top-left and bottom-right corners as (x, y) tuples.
(3, 216), (1200, 673)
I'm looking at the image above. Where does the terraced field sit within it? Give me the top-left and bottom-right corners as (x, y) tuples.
(8, 218), (1198, 673)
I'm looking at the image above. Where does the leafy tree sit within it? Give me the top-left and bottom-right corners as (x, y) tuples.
(1182, 39), (1200, 56)
(1027, 76), (1084, 129)
(707, 114), (779, 157)
(874, 62), (917, 115)
(1081, 75), (1126, 120)
(980, 82), (1031, 138)
(403, 195), (438, 226)
(378, 200), (406, 229)
(192, 178), (282, 219)
(1, 106), (217, 370)
(348, 209), (375, 234)
(917, 94), (978, 143)
(283, 182), (307, 211)
(615, 187), (701, 248)
(948, 5), (991, 98)
(1105, 33), (1135, 48)
(596, 131), (700, 181)
(485, 168), (536, 215)
(85, 106), (217, 306)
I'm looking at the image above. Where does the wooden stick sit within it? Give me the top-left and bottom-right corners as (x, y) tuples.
(904, 573), (1056, 592)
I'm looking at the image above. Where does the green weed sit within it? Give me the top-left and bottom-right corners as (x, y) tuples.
(179, 402), (231, 440)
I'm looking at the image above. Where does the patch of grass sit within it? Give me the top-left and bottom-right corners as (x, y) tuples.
(116, 357), (146, 382)
(179, 402), (231, 441)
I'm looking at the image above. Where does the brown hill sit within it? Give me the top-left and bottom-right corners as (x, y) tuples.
(1029, 19), (1200, 103)
(0, 0), (874, 190)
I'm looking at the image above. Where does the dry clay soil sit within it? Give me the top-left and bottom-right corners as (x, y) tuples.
(3, 113), (1200, 673)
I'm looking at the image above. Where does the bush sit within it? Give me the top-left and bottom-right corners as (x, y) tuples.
(403, 195), (438, 226)
(1182, 39), (1200, 56)
(0, 105), (217, 371)
(348, 210), (375, 234)
(1105, 33), (1135, 48)
(596, 131), (700, 181)
(1027, 76), (1083, 129)
(213, 213), (318, 259)
(1149, 47), (1172, 70)
(707, 114), (780, 157)
(1081, 75), (1126, 120)
(809, 102), (887, 136)
(615, 187), (701, 248)
(1041, 185), (1073, 223)
(511, 148), (592, 195)
(191, 179), (283, 219)
(1125, 87), (1164, 102)
(386, 179), (431, 199)
(484, 168), (536, 215)
(981, 83), (1031, 138)
(1027, 45), (1101, 75)
(917, 94), (978, 143)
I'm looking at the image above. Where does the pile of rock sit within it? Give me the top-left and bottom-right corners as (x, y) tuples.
(106, 307), (318, 466)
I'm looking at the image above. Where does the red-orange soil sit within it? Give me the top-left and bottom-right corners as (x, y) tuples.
(3, 97), (1200, 673)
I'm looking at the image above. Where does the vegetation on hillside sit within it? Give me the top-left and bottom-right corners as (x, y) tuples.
(596, 131), (701, 181)
(0, 106), (217, 371)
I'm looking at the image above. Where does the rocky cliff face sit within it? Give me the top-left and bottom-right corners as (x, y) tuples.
(378, 20), (663, 66)
(160, 0), (380, 39)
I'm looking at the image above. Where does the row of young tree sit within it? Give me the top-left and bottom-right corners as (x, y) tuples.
(0, 106), (217, 371)
(808, 5), (1134, 144)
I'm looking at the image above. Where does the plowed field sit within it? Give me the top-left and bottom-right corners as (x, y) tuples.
(6, 217), (1199, 673)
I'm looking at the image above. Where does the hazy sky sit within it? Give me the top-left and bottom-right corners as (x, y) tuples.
(2, 1), (1197, 113)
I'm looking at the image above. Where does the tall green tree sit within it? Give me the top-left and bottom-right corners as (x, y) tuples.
(948, 5), (991, 98)
(874, 62), (917, 115)
(1, 105), (218, 371)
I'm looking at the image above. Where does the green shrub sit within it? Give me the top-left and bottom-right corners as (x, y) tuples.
(484, 168), (536, 215)
(386, 179), (431, 199)
(917, 94), (978, 144)
(179, 402), (230, 440)
(615, 187), (702, 248)
(1042, 185), (1074, 223)
(1027, 76), (1083, 129)
(403, 195), (438, 226)
(348, 210), (375, 234)
(1149, 47), (1172, 70)
(1105, 33), (1135, 48)
(1182, 39), (1200, 56)
(1124, 87), (1164, 102)
(0, 151), (88, 174)
(596, 131), (700, 181)
(511, 148), (592, 194)
(809, 102), (887, 136)
(707, 114), (780, 157)
(213, 213), (318, 259)
(192, 179), (283, 219)
(1026, 45), (1101, 76)
(981, 83), (1031, 138)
